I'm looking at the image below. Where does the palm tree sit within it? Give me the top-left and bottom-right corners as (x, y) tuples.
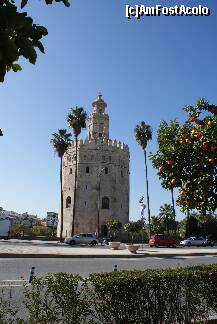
(134, 121), (152, 237)
(158, 203), (174, 236)
(67, 106), (87, 236)
(50, 129), (72, 242)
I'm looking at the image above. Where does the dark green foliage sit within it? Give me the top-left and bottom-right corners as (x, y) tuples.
(50, 129), (72, 158)
(134, 121), (152, 150)
(0, 0), (70, 82)
(89, 266), (217, 324)
(106, 217), (122, 239)
(23, 273), (90, 324)
(2, 265), (217, 323)
(124, 220), (143, 243)
(67, 106), (87, 137)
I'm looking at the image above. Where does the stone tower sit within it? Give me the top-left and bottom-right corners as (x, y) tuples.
(59, 95), (130, 238)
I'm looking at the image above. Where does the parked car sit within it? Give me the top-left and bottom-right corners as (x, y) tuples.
(180, 237), (214, 247)
(149, 234), (177, 247)
(64, 233), (98, 246)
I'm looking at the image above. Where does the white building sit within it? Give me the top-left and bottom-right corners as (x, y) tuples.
(0, 208), (39, 226)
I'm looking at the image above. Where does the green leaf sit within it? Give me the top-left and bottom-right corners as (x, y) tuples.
(33, 40), (45, 53)
(12, 63), (22, 72)
(21, 0), (29, 9)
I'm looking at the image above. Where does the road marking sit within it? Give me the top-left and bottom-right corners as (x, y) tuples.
(0, 284), (28, 287)
(0, 279), (27, 282)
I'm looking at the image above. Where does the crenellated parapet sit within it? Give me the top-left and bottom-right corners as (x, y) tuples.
(68, 138), (129, 153)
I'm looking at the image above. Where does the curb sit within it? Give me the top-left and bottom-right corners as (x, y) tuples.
(0, 251), (217, 258)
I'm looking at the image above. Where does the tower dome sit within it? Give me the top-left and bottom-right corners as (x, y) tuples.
(92, 94), (107, 114)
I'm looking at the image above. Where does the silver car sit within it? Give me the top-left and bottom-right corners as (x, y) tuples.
(64, 233), (98, 246)
(180, 237), (214, 247)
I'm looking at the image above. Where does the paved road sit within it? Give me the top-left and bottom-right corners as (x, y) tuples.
(1, 255), (217, 281)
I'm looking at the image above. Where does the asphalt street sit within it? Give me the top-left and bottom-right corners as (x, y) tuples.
(1, 255), (217, 281)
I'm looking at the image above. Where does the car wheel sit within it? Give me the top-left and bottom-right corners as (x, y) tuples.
(90, 240), (97, 247)
(69, 240), (76, 246)
(187, 242), (191, 247)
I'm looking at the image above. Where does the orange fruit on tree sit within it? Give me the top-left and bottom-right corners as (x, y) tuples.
(208, 158), (215, 164)
(208, 120), (214, 126)
(167, 160), (174, 166)
(202, 144), (208, 150)
(210, 146), (217, 152)
(159, 166), (164, 173)
(171, 178), (177, 185)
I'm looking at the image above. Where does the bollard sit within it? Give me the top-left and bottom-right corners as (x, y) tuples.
(113, 264), (117, 272)
(29, 266), (35, 284)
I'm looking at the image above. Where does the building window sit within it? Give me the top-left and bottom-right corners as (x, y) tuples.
(86, 166), (90, 174)
(66, 196), (71, 208)
(69, 168), (72, 174)
(102, 155), (105, 161)
(121, 204), (122, 208)
(105, 167), (108, 174)
(84, 201), (87, 206)
(86, 185), (87, 189)
(84, 155), (86, 160)
(109, 156), (111, 162)
(102, 196), (109, 209)
(91, 155), (94, 160)
(121, 170), (123, 177)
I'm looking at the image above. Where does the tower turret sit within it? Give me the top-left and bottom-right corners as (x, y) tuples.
(88, 94), (109, 140)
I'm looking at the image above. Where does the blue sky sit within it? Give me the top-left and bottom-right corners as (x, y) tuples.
(0, 0), (217, 220)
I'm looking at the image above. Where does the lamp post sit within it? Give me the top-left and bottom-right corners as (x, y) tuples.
(97, 167), (105, 239)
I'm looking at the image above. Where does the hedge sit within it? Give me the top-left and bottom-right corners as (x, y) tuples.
(1, 264), (217, 323)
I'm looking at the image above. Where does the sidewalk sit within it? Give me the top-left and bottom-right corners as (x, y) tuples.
(1, 240), (217, 258)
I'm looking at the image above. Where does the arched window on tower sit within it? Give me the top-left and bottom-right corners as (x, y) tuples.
(102, 197), (109, 209)
(66, 196), (71, 208)
(105, 167), (108, 174)
(86, 166), (90, 174)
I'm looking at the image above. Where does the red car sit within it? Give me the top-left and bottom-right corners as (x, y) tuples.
(149, 234), (177, 247)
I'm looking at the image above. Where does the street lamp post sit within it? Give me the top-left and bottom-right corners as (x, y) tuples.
(97, 167), (105, 239)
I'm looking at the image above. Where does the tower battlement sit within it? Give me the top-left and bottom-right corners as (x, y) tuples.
(69, 138), (129, 152)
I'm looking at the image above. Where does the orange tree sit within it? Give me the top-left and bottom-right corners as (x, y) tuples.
(150, 98), (217, 214)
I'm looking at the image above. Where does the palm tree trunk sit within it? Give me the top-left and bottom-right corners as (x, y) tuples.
(71, 136), (78, 236)
(60, 156), (63, 242)
(144, 149), (151, 238)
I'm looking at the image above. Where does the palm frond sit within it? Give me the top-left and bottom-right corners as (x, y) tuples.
(134, 121), (152, 150)
(50, 129), (72, 157)
(67, 106), (87, 137)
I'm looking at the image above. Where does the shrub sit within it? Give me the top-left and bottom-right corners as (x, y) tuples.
(88, 266), (216, 323)
(106, 217), (122, 239)
(2, 265), (217, 323)
(23, 273), (91, 324)
(124, 221), (143, 243)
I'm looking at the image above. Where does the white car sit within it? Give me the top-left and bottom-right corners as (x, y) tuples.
(64, 233), (98, 246)
(180, 237), (214, 247)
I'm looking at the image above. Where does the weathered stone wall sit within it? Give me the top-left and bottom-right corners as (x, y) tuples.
(57, 96), (130, 238)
